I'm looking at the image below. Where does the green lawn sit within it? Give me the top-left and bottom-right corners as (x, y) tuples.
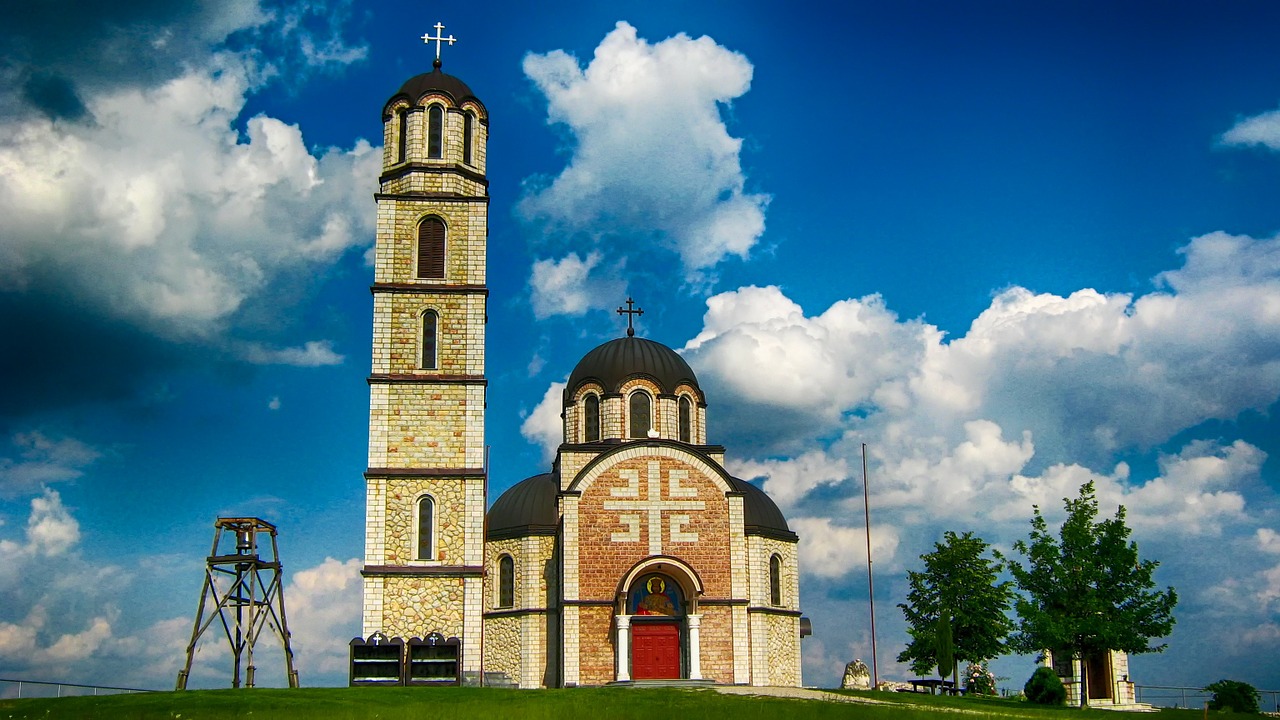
(0, 686), (1253, 720)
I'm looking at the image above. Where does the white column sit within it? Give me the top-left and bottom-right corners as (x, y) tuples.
(687, 614), (702, 680)
(616, 615), (632, 682)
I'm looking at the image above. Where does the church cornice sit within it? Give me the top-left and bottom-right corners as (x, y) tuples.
(483, 608), (554, 619)
(744, 525), (800, 542)
(365, 467), (486, 478)
(369, 283), (488, 296)
(366, 373), (487, 386)
(746, 606), (804, 617)
(362, 565), (483, 578)
(378, 162), (489, 187)
(486, 524), (557, 541)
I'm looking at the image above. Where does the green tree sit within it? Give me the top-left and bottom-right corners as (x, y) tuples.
(898, 531), (1015, 678)
(1203, 680), (1261, 714)
(936, 614), (955, 682)
(1002, 481), (1177, 708)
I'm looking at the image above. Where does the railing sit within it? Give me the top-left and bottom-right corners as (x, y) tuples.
(1135, 684), (1280, 713)
(0, 677), (156, 699)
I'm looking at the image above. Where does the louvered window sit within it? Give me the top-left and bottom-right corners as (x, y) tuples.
(417, 218), (445, 279)
(498, 555), (514, 608)
(629, 391), (651, 439)
(463, 111), (474, 165)
(428, 105), (443, 159)
(584, 394), (600, 442)
(422, 310), (439, 370)
(678, 396), (692, 443)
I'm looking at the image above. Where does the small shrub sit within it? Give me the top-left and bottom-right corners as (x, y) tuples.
(1024, 666), (1066, 705)
(1204, 679), (1261, 714)
(964, 662), (997, 696)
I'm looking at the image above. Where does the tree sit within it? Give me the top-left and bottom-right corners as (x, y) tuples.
(1002, 481), (1177, 708)
(1203, 680), (1261, 714)
(898, 531), (1015, 678)
(936, 614), (955, 682)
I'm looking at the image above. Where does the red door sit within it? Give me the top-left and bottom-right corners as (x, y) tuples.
(631, 622), (681, 680)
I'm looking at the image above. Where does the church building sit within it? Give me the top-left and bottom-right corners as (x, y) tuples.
(359, 39), (807, 688)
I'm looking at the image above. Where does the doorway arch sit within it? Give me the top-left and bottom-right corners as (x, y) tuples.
(614, 556), (704, 682)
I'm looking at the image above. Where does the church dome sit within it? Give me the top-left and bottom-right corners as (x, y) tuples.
(487, 473), (558, 540)
(566, 337), (700, 397)
(729, 477), (797, 541)
(385, 67), (485, 114)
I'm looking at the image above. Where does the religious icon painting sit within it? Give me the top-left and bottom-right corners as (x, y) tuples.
(630, 574), (682, 616)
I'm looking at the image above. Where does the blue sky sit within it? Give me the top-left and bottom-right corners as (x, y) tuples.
(2, 0), (1280, 695)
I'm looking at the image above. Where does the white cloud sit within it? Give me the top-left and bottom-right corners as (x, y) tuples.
(0, 431), (100, 496)
(25, 487), (80, 557)
(521, 382), (566, 464)
(727, 451), (849, 511)
(1222, 106), (1280, 150)
(529, 252), (625, 319)
(792, 517), (900, 579)
(243, 339), (345, 367)
(519, 21), (768, 286)
(268, 396), (282, 410)
(285, 557), (362, 677)
(1259, 528), (1280, 554)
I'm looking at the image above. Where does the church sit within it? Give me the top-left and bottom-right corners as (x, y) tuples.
(357, 37), (808, 688)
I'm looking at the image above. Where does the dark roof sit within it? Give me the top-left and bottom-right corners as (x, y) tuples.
(566, 337), (700, 398)
(386, 69), (485, 113)
(729, 477), (797, 541)
(487, 473), (558, 540)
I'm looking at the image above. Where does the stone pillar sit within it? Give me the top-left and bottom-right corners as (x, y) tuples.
(687, 614), (702, 680)
(615, 615), (632, 682)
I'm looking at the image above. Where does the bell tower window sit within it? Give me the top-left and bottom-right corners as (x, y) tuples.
(463, 111), (474, 165)
(629, 391), (652, 439)
(417, 217), (446, 279)
(416, 496), (435, 560)
(396, 108), (408, 163)
(584, 393), (600, 442)
(497, 555), (514, 608)
(678, 396), (692, 443)
(421, 310), (439, 370)
(427, 105), (443, 159)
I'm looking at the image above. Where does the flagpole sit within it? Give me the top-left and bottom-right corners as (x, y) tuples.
(862, 442), (879, 689)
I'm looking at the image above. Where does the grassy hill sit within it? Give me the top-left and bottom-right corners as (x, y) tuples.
(0, 686), (1249, 720)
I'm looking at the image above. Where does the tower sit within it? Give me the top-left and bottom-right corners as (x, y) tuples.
(361, 32), (489, 685)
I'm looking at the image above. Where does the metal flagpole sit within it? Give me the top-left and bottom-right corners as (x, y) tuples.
(862, 442), (879, 689)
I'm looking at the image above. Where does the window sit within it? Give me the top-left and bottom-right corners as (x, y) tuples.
(463, 111), (474, 165)
(427, 105), (443, 159)
(396, 108), (408, 163)
(629, 391), (651, 439)
(416, 217), (445, 279)
(584, 394), (600, 442)
(421, 310), (439, 370)
(678, 396), (692, 443)
(770, 555), (783, 606)
(417, 496), (435, 560)
(497, 555), (514, 608)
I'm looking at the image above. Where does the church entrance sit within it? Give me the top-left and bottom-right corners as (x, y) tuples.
(1086, 653), (1113, 701)
(631, 622), (681, 679)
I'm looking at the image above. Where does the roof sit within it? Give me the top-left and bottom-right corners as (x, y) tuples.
(487, 473), (558, 540)
(565, 336), (701, 398)
(385, 68), (485, 115)
(729, 477), (797, 541)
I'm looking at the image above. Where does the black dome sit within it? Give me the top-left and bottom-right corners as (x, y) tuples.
(729, 477), (796, 541)
(386, 68), (484, 114)
(566, 337), (700, 397)
(487, 473), (557, 540)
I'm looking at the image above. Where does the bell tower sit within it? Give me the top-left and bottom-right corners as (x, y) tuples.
(361, 27), (489, 685)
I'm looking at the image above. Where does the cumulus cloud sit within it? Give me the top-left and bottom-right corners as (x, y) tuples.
(284, 556), (361, 678)
(727, 451), (849, 511)
(1222, 106), (1280, 150)
(521, 382), (567, 464)
(519, 21), (768, 294)
(0, 432), (101, 497)
(791, 517), (900, 579)
(529, 252), (626, 319)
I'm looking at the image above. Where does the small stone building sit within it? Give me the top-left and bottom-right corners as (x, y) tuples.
(1044, 649), (1139, 707)
(359, 57), (807, 687)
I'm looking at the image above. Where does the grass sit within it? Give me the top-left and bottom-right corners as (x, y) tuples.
(0, 686), (1260, 720)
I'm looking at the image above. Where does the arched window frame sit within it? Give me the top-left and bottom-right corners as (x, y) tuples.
(769, 554), (783, 606)
(427, 104), (444, 159)
(628, 389), (652, 439)
(497, 554), (515, 609)
(678, 395), (693, 443)
(583, 392), (601, 442)
(421, 309), (439, 370)
(415, 494), (436, 561)
(396, 107), (408, 163)
(416, 216), (446, 279)
(462, 110), (474, 165)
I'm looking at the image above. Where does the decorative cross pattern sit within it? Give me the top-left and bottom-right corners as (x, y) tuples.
(421, 22), (456, 65)
(604, 461), (704, 554)
(617, 297), (643, 337)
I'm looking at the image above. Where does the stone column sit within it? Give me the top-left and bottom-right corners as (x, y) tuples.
(687, 614), (702, 680)
(616, 615), (632, 682)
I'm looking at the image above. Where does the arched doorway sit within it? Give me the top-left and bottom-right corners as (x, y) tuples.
(628, 574), (683, 680)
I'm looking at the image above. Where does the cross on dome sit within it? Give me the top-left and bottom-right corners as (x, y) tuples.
(617, 297), (644, 337)
(421, 22), (456, 69)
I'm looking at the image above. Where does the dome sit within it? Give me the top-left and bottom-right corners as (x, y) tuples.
(566, 337), (700, 398)
(385, 68), (484, 114)
(487, 473), (558, 540)
(729, 477), (797, 541)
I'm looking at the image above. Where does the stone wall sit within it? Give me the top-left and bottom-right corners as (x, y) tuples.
(372, 293), (485, 376)
(367, 384), (485, 469)
(373, 197), (487, 286)
(483, 614), (521, 683)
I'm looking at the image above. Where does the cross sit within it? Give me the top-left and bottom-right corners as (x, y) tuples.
(421, 22), (456, 68)
(603, 462), (705, 555)
(617, 297), (644, 337)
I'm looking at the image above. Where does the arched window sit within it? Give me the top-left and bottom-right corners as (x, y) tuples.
(678, 396), (693, 443)
(770, 555), (783, 606)
(416, 496), (435, 560)
(427, 105), (443, 159)
(497, 555), (514, 608)
(421, 310), (439, 370)
(583, 393), (600, 442)
(629, 391), (651, 439)
(463, 111), (474, 165)
(396, 108), (408, 163)
(417, 217), (445, 279)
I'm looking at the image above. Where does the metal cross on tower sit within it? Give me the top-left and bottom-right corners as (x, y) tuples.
(617, 297), (644, 337)
(421, 22), (456, 68)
